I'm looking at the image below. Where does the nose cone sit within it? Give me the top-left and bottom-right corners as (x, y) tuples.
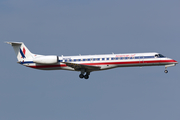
(173, 59), (178, 64)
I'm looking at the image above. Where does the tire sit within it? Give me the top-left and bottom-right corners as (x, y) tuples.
(164, 70), (168, 73)
(84, 75), (89, 79)
(79, 74), (84, 78)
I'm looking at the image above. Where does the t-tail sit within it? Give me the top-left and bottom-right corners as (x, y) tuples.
(6, 42), (34, 62)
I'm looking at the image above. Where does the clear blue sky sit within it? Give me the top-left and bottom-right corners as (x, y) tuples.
(0, 0), (180, 120)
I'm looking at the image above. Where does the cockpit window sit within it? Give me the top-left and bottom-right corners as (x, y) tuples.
(155, 54), (165, 58)
(159, 54), (165, 57)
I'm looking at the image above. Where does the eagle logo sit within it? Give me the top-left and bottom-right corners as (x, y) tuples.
(20, 47), (26, 59)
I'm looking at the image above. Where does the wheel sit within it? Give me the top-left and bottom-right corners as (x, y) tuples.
(79, 74), (84, 78)
(164, 70), (168, 73)
(84, 75), (89, 79)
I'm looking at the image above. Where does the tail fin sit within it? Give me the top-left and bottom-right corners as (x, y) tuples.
(6, 42), (34, 61)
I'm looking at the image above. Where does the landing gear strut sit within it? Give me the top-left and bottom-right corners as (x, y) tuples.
(164, 66), (168, 74)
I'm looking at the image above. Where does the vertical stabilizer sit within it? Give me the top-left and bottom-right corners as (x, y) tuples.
(6, 42), (34, 61)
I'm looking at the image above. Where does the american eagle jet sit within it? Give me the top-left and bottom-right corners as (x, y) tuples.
(6, 42), (178, 79)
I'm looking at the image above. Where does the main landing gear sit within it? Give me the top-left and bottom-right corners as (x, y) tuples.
(79, 69), (90, 79)
(79, 74), (89, 79)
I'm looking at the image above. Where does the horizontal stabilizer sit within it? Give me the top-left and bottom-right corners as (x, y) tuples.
(5, 42), (23, 45)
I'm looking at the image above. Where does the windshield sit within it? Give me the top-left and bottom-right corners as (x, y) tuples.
(155, 54), (165, 58)
(159, 54), (165, 57)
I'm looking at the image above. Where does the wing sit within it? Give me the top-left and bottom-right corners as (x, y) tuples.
(62, 62), (101, 71)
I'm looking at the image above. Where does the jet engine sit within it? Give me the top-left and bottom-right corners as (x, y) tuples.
(33, 56), (59, 64)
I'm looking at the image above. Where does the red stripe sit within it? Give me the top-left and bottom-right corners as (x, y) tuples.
(28, 60), (177, 69)
(29, 64), (67, 69)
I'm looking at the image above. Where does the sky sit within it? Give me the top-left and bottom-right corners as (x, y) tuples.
(0, 0), (180, 120)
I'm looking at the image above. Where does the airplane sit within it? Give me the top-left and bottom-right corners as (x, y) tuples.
(6, 42), (178, 79)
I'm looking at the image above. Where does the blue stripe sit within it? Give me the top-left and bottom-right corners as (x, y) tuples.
(144, 56), (154, 59)
(20, 61), (34, 64)
(20, 48), (26, 58)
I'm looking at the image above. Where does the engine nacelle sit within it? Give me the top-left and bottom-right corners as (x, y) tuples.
(33, 56), (59, 64)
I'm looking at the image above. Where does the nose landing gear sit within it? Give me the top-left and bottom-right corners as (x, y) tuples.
(164, 70), (168, 73)
(164, 64), (177, 74)
(164, 63), (177, 74)
(164, 66), (168, 73)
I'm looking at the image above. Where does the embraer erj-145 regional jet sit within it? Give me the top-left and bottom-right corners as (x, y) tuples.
(6, 42), (178, 79)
